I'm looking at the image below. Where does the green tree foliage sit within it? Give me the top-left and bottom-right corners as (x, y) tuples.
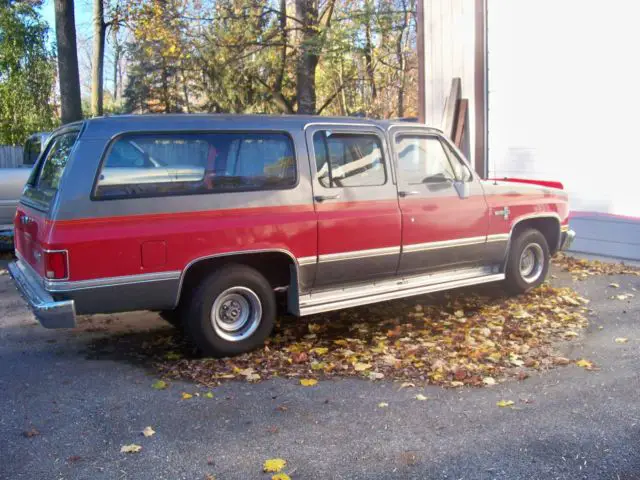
(0, 0), (57, 144)
(121, 0), (417, 119)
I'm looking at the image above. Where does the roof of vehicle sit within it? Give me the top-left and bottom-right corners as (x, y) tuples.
(58, 113), (444, 137)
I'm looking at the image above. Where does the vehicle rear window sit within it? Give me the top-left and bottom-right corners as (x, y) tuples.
(94, 132), (296, 199)
(23, 132), (79, 208)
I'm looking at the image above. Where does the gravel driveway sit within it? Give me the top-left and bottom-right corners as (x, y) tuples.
(0, 260), (638, 480)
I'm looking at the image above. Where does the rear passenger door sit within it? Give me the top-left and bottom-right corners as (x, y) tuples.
(392, 129), (491, 275)
(305, 125), (401, 288)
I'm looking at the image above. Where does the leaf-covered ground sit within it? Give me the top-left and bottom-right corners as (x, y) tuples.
(145, 282), (590, 389)
(553, 252), (640, 278)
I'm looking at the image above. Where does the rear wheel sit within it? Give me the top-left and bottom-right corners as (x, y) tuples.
(183, 264), (276, 357)
(504, 228), (550, 294)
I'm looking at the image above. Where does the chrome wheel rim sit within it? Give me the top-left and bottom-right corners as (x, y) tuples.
(211, 287), (262, 342)
(519, 243), (544, 284)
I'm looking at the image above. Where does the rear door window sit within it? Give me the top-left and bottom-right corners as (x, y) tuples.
(94, 132), (296, 199)
(23, 131), (79, 208)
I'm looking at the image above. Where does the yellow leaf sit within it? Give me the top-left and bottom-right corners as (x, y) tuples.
(496, 400), (515, 408)
(272, 474), (291, 480)
(120, 444), (142, 453)
(308, 323), (322, 333)
(415, 394), (428, 401)
(615, 337), (629, 344)
(246, 373), (261, 382)
(450, 381), (464, 387)
(310, 347), (329, 355)
(164, 351), (182, 361)
(152, 380), (168, 390)
(204, 392), (214, 399)
(609, 283), (620, 288)
(181, 392), (193, 400)
(300, 379), (318, 387)
(263, 458), (287, 473)
(354, 362), (372, 372)
(378, 402), (389, 408)
(576, 359), (593, 369)
(142, 426), (155, 437)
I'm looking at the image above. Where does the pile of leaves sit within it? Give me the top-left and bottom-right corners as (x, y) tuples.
(553, 253), (640, 278)
(152, 284), (589, 388)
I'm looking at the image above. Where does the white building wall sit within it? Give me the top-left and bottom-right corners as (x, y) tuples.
(421, 0), (477, 167)
(487, 0), (640, 218)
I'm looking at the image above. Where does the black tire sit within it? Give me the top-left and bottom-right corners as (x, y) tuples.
(159, 309), (183, 329)
(504, 228), (550, 295)
(183, 264), (276, 357)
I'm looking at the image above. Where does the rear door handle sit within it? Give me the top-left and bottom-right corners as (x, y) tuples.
(398, 191), (420, 198)
(314, 194), (341, 202)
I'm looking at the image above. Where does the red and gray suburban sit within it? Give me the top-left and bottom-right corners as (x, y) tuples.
(8, 114), (576, 356)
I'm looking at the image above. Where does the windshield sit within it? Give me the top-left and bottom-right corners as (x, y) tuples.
(23, 131), (79, 209)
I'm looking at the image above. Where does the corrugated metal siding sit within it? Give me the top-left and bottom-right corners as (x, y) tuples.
(487, 0), (640, 260)
(0, 146), (23, 168)
(421, 0), (476, 167)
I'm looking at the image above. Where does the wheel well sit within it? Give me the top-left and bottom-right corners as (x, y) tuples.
(177, 252), (296, 306)
(512, 217), (561, 254)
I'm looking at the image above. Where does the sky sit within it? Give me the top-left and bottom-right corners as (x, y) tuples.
(40, 0), (104, 97)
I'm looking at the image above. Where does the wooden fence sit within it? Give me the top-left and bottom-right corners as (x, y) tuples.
(0, 146), (23, 168)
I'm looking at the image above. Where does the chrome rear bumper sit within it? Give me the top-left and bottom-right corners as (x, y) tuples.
(7, 259), (77, 328)
(560, 229), (576, 251)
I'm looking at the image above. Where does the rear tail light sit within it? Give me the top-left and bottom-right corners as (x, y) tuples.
(44, 251), (68, 280)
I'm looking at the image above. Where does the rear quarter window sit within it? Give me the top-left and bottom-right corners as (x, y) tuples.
(94, 132), (296, 199)
(23, 131), (79, 209)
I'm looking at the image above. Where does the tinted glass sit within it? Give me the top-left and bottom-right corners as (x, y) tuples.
(23, 137), (42, 166)
(442, 141), (473, 182)
(95, 132), (296, 199)
(396, 136), (456, 185)
(313, 132), (385, 187)
(23, 132), (78, 207)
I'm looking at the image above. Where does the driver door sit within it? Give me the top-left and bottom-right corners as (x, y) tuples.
(393, 129), (491, 275)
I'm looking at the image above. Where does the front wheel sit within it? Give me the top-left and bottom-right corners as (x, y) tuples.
(504, 228), (550, 295)
(183, 264), (276, 357)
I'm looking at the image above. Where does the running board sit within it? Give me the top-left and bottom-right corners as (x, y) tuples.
(296, 266), (504, 316)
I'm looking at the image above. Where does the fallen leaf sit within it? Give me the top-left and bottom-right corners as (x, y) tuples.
(497, 400), (515, 408)
(239, 368), (255, 376)
(23, 428), (40, 438)
(204, 474), (216, 480)
(615, 337), (629, 344)
(300, 379), (318, 387)
(142, 426), (155, 437)
(164, 351), (182, 361)
(272, 474), (291, 480)
(575, 359), (593, 369)
(415, 394), (428, 401)
(378, 402), (389, 408)
(152, 380), (168, 390)
(204, 392), (214, 399)
(368, 372), (385, 380)
(482, 377), (496, 386)
(354, 362), (372, 372)
(120, 444), (142, 454)
(181, 392), (193, 400)
(263, 458), (287, 473)
(609, 283), (620, 288)
(399, 382), (415, 389)
(246, 373), (261, 382)
(310, 347), (329, 355)
(450, 381), (465, 387)
(552, 357), (571, 366)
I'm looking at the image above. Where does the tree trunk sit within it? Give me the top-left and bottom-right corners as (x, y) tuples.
(294, 0), (319, 114)
(91, 0), (105, 116)
(364, 11), (376, 103)
(54, 0), (82, 124)
(112, 45), (120, 101)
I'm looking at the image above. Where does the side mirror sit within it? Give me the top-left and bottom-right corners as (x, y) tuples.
(422, 172), (453, 184)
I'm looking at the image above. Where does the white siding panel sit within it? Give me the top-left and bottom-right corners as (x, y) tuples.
(487, 0), (640, 218)
(421, 0), (476, 166)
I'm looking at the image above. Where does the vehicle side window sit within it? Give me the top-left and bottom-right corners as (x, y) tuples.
(312, 131), (386, 188)
(94, 132), (296, 199)
(442, 141), (473, 182)
(395, 135), (456, 185)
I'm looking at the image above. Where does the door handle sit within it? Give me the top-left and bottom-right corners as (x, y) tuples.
(314, 194), (341, 202)
(398, 190), (420, 198)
